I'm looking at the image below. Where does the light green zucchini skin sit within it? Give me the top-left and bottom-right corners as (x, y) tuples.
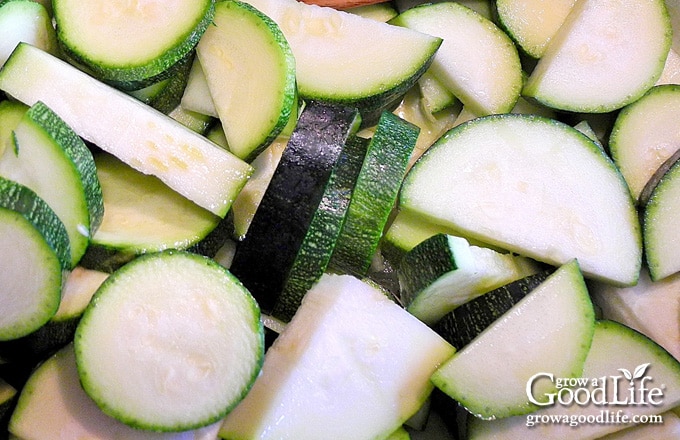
(53, 0), (215, 91)
(330, 111), (419, 276)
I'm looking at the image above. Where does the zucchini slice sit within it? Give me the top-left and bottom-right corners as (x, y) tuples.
(197, 0), (297, 162)
(389, 2), (523, 116)
(53, 0), (214, 90)
(243, 0), (442, 124)
(467, 320), (680, 439)
(0, 0), (57, 68)
(399, 113), (642, 286)
(79, 152), (223, 272)
(609, 84), (680, 203)
(74, 251), (264, 432)
(523, 0), (671, 113)
(229, 101), (360, 313)
(8, 344), (224, 439)
(0, 177), (69, 341)
(398, 234), (541, 325)
(0, 43), (252, 217)
(0, 101), (104, 268)
(642, 152), (680, 281)
(219, 274), (455, 439)
(273, 135), (369, 322)
(431, 260), (595, 419)
(329, 111), (419, 276)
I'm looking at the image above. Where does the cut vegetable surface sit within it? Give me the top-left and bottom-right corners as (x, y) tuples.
(197, 0), (297, 162)
(219, 273), (455, 439)
(390, 1), (523, 116)
(0, 43), (252, 217)
(523, 0), (672, 113)
(243, 0), (442, 124)
(431, 260), (595, 419)
(74, 251), (264, 432)
(0, 0), (57, 68)
(400, 113), (642, 286)
(0, 177), (69, 341)
(0, 101), (103, 268)
(53, 0), (215, 89)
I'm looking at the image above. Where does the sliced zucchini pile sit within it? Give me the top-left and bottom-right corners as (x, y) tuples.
(2, 0), (680, 438)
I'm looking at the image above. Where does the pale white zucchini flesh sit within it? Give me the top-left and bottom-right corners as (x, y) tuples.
(523, 0), (671, 113)
(400, 114), (642, 286)
(74, 251), (264, 432)
(0, 43), (252, 217)
(0, 0), (57, 68)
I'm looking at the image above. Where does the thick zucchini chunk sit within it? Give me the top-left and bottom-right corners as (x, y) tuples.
(431, 260), (595, 419)
(80, 152), (223, 272)
(229, 101), (360, 313)
(523, 0), (671, 113)
(0, 101), (104, 268)
(0, 0), (57, 68)
(9, 344), (224, 439)
(53, 0), (215, 90)
(197, 0), (297, 162)
(219, 274), (455, 439)
(400, 113), (642, 286)
(0, 43), (252, 217)
(398, 233), (540, 325)
(467, 320), (680, 439)
(389, 1), (523, 116)
(243, 0), (442, 125)
(329, 111), (419, 276)
(0, 177), (69, 341)
(74, 251), (264, 432)
(273, 135), (368, 322)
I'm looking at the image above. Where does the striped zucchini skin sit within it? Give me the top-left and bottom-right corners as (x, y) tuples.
(53, 0), (215, 90)
(330, 111), (419, 276)
(273, 135), (369, 322)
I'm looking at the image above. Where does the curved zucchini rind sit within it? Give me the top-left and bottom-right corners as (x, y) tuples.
(0, 177), (70, 341)
(127, 52), (194, 115)
(53, 0), (215, 91)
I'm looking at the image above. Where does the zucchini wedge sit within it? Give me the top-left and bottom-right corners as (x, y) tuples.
(243, 0), (442, 125)
(431, 260), (595, 419)
(0, 43), (252, 217)
(74, 251), (264, 432)
(400, 113), (642, 286)
(0, 177), (69, 341)
(0, 0), (57, 68)
(53, 0), (215, 90)
(197, 0), (297, 162)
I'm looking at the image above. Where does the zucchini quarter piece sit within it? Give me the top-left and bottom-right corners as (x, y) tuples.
(400, 113), (642, 286)
(0, 0), (57, 68)
(431, 260), (595, 419)
(0, 43), (252, 217)
(197, 0), (297, 162)
(219, 274), (455, 440)
(523, 0), (671, 113)
(0, 101), (104, 268)
(243, 0), (442, 124)
(74, 251), (264, 432)
(53, 0), (214, 89)
(0, 177), (70, 341)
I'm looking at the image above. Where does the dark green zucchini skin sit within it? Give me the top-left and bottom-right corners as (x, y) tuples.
(433, 269), (553, 350)
(272, 135), (369, 322)
(229, 100), (360, 313)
